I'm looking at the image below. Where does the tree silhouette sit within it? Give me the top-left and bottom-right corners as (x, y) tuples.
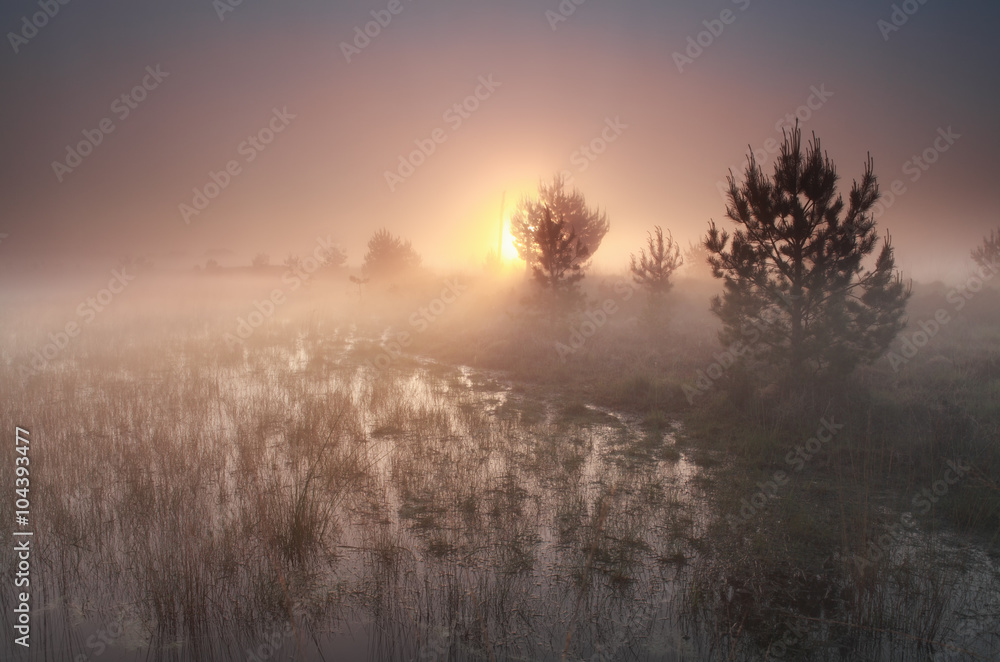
(972, 228), (1000, 271)
(251, 253), (270, 269)
(318, 245), (348, 272)
(530, 207), (589, 299)
(630, 226), (683, 299)
(349, 275), (369, 299)
(683, 239), (711, 277)
(704, 126), (910, 381)
(631, 226), (683, 326)
(510, 175), (609, 270)
(361, 228), (421, 280)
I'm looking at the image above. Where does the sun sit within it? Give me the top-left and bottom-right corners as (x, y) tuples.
(501, 217), (519, 262)
(475, 188), (531, 265)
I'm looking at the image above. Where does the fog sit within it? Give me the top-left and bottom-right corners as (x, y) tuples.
(2, 1), (999, 283)
(3, 2), (1000, 661)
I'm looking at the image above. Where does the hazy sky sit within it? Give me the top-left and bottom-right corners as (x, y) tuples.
(1, 0), (997, 281)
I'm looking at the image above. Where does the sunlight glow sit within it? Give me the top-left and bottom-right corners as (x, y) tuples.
(501, 217), (520, 262)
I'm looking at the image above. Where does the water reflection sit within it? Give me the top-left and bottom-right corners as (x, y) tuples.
(1, 329), (996, 661)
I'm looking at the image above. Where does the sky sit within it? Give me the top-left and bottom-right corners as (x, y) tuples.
(1, 0), (998, 282)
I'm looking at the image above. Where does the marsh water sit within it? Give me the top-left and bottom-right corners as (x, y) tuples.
(1, 326), (997, 661)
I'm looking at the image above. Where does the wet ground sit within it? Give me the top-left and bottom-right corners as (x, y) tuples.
(1, 327), (997, 660)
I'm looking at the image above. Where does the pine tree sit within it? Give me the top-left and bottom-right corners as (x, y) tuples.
(972, 228), (1000, 272)
(703, 126), (910, 382)
(530, 206), (589, 298)
(510, 174), (609, 271)
(361, 229), (421, 280)
(630, 226), (683, 301)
